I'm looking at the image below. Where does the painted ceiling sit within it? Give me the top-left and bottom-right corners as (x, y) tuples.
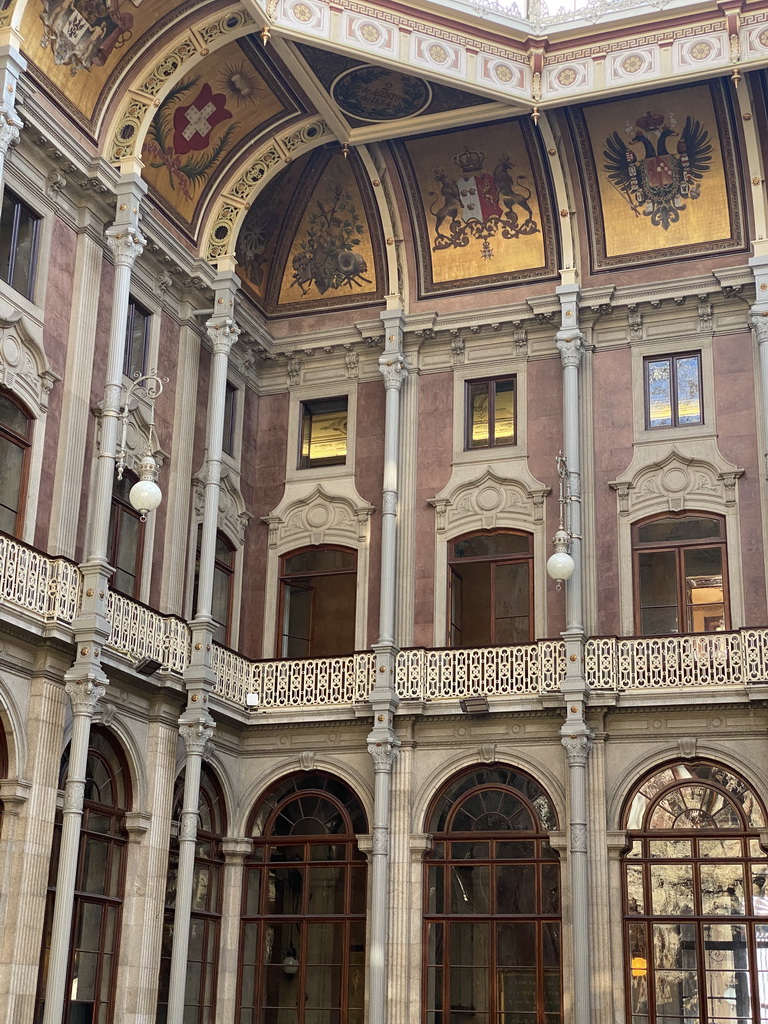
(8, 0), (768, 316)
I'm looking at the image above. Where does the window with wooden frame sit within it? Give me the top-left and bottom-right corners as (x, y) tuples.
(36, 729), (130, 1024)
(448, 531), (533, 647)
(622, 759), (768, 1024)
(156, 765), (226, 1024)
(279, 546), (357, 658)
(0, 388), (31, 536)
(222, 381), (237, 457)
(298, 397), (348, 469)
(465, 376), (516, 450)
(644, 353), (703, 429)
(424, 765), (561, 1024)
(238, 773), (368, 1024)
(0, 188), (41, 300)
(633, 514), (729, 636)
(124, 298), (150, 381)
(107, 471), (144, 598)
(193, 527), (236, 646)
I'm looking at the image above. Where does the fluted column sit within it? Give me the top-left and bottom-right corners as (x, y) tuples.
(749, 253), (768, 481)
(167, 270), (240, 1024)
(555, 280), (593, 1024)
(42, 176), (146, 1024)
(216, 838), (253, 1022)
(366, 737), (399, 1024)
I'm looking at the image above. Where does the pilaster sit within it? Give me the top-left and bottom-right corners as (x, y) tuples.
(216, 837), (253, 1023)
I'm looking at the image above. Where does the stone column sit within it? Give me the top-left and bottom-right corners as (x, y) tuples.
(367, 301), (406, 1024)
(0, 34), (25, 197)
(167, 271), (240, 1024)
(216, 838), (253, 1022)
(749, 253), (768, 481)
(42, 176), (146, 1024)
(555, 280), (593, 1024)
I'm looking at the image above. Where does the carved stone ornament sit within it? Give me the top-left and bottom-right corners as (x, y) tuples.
(192, 463), (251, 545)
(429, 468), (550, 535)
(264, 483), (374, 549)
(556, 330), (584, 368)
(179, 721), (215, 756)
(0, 110), (21, 155)
(0, 307), (61, 415)
(345, 349), (359, 377)
(372, 824), (389, 855)
(179, 809), (200, 840)
(379, 352), (407, 389)
(207, 317), (240, 356)
(65, 677), (106, 715)
(570, 822), (588, 853)
(751, 313), (768, 344)
(63, 779), (86, 813)
(367, 740), (399, 770)
(678, 736), (698, 759)
(562, 733), (592, 766)
(106, 227), (146, 267)
(299, 750), (316, 771)
(478, 742), (497, 763)
(610, 444), (744, 518)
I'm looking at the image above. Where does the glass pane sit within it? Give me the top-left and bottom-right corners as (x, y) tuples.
(11, 203), (38, 298)
(650, 864), (694, 915)
(542, 923), (560, 969)
(494, 562), (530, 644)
(497, 841), (535, 860)
(650, 841), (692, 859)
(646, 358), (673, 427)
(284, 549), (355, 574)
(684, 546), (724, 633)
(452, 533), (531, 559)
(700, 864), (745, 915)
(0, 393), (29, 435)
(752, 870), (768, 916)
(426, 965), (443, 1012)
(451, 864), (490, 914)
(300, 399), (347, 467)
(125, 304), (148, 380)
(675, 356), (702, 425)
(496, 864), (535, 914)
(626, 864), (645, 914)
(497, 922), (535, 967)
(542, 863), (560, 914)
(282, 584), (312, 658)
(653, 923), (699, 1021)
(638, 517), (723, 544)
(0, 192), (16, 285)
(192, 864), (210, 911)
(638, 550), (678, 635)
(71, 950), (98, 1002)
(629, 922), (649, 1016)
(428, 866), (444, 914)
(211, 565), (231, 638)
(81, 840), (109, 895)
(703, 924), (751, 1019)
(468, 382), (490, 448)
(700, 840), (742, 859)
(267, 869), (303, 915)
(499, 968), (535, 1012)
(307, 865), (345, 914)
(493, 379), (515, 445)
(452, 842), (489, 859)
(0, 435), (24, 521)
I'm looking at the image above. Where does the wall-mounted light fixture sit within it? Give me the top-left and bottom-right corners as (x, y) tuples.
(546, 451), (576, 587)
(459, 695), (490, 714)
(115, 370), (167, 520)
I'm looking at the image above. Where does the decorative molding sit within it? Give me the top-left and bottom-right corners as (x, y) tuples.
(192, 462), (251, 545)
(428, 467), (550, 534)
(0, 308), (61, 415)
(610, 444), (744, 517)
(263, 483), (375, 550)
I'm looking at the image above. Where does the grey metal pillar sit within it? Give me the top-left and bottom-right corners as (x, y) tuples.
(749, 253), (768, 480)
(166, 271), (240, 1024)
(555, 280), (593, 1024)
(0, 38), (25, 198)
(43, 177), (146, 1024)
(366, 303), (407, 1024)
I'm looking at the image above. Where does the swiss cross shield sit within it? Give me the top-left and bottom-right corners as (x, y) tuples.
(172, 84), (232, 156)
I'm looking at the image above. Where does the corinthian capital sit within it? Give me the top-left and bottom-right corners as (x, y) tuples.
(368, 739), (399, 770)
(180, 720), (215, 756)
(207, 317), (240, 356)
(751, 313), (768, 345)
(0, 110), (21, 156)
(562, 732), (592, 767)
(379, 352), (406, 390)
(65, 677), (106, 715)
(106, 227), (146, 267)
(556, 330), (584, 368)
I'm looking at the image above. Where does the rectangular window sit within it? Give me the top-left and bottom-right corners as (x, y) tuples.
(222, 382), (237, 457)
(124, 299), (150, 380)
(299, 396), (348, 469)
(644, 353), (702, 429)
(466, 377), (516, 450)
(0, 190), (41, 300)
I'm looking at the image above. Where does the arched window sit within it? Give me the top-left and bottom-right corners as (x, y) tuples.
(448, 531), (534, 646)
(0, 388), (31, 537)
(622, 760), (768, 1024)
(238, 773), (368, 1024)
(278, 547), (357, 657)
(193, 527), (236, 645)
(108, 470), (144, 597)
(633, 513), (729, 635)
(156, 765), (226, 1024)
(36, 729), (131, 1024)
(424, 766), (561, 1024)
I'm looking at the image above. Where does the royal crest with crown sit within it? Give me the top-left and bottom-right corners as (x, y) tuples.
(603, 110), (713, 230)
(428, 146), (539, 252)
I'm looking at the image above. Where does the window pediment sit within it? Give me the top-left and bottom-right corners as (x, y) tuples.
(428, 467), (549, 535)
(0, 308), (59, 415)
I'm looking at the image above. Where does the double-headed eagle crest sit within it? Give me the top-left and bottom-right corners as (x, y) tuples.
(603, 110), (713, 230)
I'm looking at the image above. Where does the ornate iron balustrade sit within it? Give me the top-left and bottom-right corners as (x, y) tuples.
(2, 533), (768, 707)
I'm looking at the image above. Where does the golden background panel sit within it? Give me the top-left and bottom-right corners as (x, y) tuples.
(275, 153), (378, 307)
(581, 84), (731, 258)
(402, 121), (546, 285)
(141, 40), (282, 226)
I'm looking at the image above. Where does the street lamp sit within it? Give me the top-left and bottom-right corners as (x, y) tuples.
(546, 451), (576, 586)
(115, 370), (166, 519)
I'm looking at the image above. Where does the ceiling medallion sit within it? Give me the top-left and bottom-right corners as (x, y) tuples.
(331, 66), (432, 122)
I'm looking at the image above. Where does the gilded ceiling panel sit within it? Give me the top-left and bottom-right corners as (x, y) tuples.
(141, 36), (295, 234)
(235, 149), (385, 317)
(569, 81), (746, 271)
(392, 119), (558, 296)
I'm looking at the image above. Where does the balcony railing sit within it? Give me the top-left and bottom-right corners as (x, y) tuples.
(2, 533), (768, 709)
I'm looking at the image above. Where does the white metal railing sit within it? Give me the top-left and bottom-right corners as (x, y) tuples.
(0, 533), (81, 623)
(106, 591), (190, 674)
(3, 533), (768, 708)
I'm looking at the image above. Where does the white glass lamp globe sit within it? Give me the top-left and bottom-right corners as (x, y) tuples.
(129, 477), (162, 517)
(546, 550), (575, 581)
